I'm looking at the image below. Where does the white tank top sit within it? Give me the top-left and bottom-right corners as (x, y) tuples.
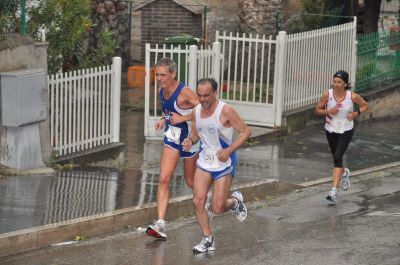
(324, 89), (354, 133)
(195, 101), (233, 171)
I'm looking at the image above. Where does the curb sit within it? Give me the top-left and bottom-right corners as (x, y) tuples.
(299, 161), (400, 187)
(0, 166), (55, 176)
(0, 179), (301, 258)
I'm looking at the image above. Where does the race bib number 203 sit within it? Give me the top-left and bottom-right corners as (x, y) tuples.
(204, 148), (220, 169)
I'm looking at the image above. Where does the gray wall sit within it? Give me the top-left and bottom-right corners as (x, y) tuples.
(0, 34), (50, 165)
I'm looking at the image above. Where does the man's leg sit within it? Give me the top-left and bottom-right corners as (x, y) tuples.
(157, 146), (180, 220)
(147, 146), (180, 239)
(192, 168), (214, 253)
(193, 168), (213, 236)
(210, 174), (235, 215)
(182, 153), (198, 189)
(211, 174), (247, 221)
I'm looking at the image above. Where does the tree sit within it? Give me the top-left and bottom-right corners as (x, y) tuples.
(358, 0), (383, 34)
(28, 0), (93, 73)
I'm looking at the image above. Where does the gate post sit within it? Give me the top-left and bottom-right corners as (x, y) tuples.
(144, 43), (151, 138)
(188, 45), (198, 90)
(351, 16), (357, 89)
(274, 31), (287, 127)
(111, 56), (121, 142)
(212, 41), (221, 85)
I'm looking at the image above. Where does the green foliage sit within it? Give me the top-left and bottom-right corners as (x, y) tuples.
(3, 0), (121, 71)
(28, 0), (93, 73)
(300, 0), (341, 29)
(81, 29), (119, 68)
(0, 0), (20, 39)
(285, 0), (342, 34)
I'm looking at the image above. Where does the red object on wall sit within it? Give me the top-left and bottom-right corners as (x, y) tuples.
(127, 66), (155, 88)
(389, 25), (400, 51)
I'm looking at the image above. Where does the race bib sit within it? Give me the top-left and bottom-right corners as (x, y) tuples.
(164, 125), (182, 144)
(331, 119), (349, 134)
(204, 148), (220, 169)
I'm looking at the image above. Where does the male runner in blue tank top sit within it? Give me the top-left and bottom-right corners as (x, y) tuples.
(182, 78), (251, 253)
(146, 58), (199, 239)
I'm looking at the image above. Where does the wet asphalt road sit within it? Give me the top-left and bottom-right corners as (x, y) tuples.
(1, 166), (399, 265)
(0, 114), (399, 234)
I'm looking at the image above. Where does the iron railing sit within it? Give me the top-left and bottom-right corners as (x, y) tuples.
(0, 0), (26, 38)
(356, 29), (400, 92)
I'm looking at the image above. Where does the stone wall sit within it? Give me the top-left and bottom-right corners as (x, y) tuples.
(238, 0), (281, 36)
(360, 83), (400, 121)
(206, 14), (239, 44)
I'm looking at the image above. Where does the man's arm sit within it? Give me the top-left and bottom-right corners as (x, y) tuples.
(170, 87), (199, 125)
(182, 109), (199, 151)
(217, 104), (251, 162)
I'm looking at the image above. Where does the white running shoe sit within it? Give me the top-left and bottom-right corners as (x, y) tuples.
(326, 187), (337, 203)
(341, 168), (350, 191)
(231, 191), (247, 222)
(146, 220), (166, 239)
(205, 192), (214, 221)
(193, 236), (215, 253)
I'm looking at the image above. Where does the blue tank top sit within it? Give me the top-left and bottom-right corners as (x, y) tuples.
(159, 82), (190, 139)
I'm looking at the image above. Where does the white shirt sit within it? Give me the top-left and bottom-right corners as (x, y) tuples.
(324, 89), (354, 133)
(195, 101), (233, 171)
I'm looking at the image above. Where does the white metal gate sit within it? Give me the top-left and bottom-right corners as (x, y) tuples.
(144, 43), (220, 139)
(215, 21), (356, 126)
(215, 31), (284, 127)
(282, 21), (357, 112)
(143, 21), (357, 139)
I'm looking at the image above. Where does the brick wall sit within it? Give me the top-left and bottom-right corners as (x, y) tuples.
(140, 0), (202, 61)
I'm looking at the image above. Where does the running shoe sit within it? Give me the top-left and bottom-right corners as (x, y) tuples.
(341, 168), (350, 191)
(326, 187), (337, 203)
(193, 236), (215, 253)
(231, 191), (247, 222)
(146, 220), (166, 239)
(205, 192), (214, 221)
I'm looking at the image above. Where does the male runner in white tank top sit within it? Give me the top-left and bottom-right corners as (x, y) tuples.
(315, 70), (368, 203)
(182, 78), (251, 253)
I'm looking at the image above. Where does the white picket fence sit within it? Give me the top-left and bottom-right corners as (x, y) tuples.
(48, 57), (121, 157)
(216, 21), (356, 115)
(143, 21), (356, 138)
(282, 21), (357, 111)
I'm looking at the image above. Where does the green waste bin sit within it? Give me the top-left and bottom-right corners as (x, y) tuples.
(165, 35), (199, 83)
